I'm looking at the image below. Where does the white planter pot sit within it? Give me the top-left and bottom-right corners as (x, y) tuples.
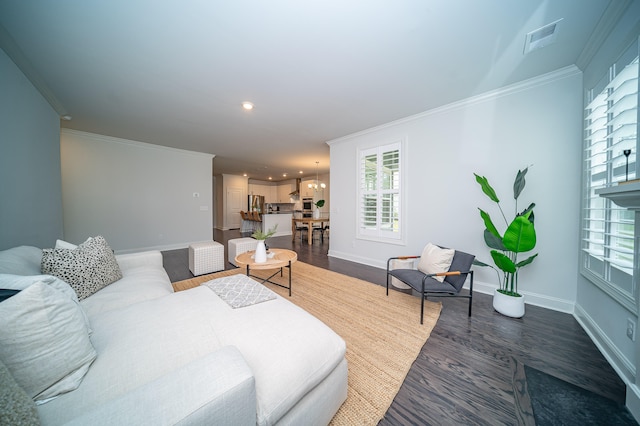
(254, 240), (267, 263)
(313, 208), (320, 219)
(493, 289), (525, 318)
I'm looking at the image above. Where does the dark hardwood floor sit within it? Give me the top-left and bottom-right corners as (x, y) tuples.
(163, 229), (632, 425)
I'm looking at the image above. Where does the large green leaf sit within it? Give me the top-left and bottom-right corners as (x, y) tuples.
(475, 174), (499, 203)
(513, 167), (528, 200)
(503, 215), (536, 253)
(479, 209), (501, 240)
(484, 229), (506, 250)
(518, 203), (536, 222)
(490, 250), (516, 273)
(472, 259), (491, 267)
(515, 253), (538, 268)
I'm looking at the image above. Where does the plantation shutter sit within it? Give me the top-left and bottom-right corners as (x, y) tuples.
(358, 142), (401, 241)
(582, 42), (638, 303)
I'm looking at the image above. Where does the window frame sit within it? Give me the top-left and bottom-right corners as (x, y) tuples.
(356, 138), (406, 244)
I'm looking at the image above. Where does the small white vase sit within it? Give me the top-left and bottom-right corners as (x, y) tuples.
(313, 208), (320, 219)
(493, 289), (525, 318)
(254, 240), (267, 263)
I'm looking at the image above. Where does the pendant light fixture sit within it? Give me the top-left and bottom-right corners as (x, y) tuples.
(308, 161), (326, 191)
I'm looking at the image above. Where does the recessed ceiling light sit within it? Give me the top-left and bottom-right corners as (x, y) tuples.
(283, 173), (287, 177)
(268, 176), (272, 180)
(243, 173), (247, 177)
(60, 114), (72, 121)
(242, 102), (254, 110)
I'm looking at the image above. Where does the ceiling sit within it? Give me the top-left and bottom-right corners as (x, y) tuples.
(0, 0), (617, 181)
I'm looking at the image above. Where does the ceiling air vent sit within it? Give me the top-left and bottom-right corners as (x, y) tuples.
(523, 18), (563, 55)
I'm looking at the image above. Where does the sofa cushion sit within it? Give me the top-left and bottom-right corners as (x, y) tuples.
(0, 246), (43, 276)
(0, 281), (96, 403)
(0, 359), (40, 426)
(80, 261), (174, 319)
(57, 348), (256, 426)
(185, 285), (347, 426)
(41, 236), (123, 300)
(36, 290), (224, 424)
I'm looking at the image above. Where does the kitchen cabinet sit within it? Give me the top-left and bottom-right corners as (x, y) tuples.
(277, 183), (292, 202)
(267, 186), (277, 203)
(249, 184), (272, 202)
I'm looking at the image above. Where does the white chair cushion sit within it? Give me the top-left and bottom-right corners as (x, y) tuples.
(417, 243), (455, 282)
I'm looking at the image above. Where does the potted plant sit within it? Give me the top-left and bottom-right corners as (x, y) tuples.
(251, 224), (278, 263)
(313, 199), (325, 219)
(473, 167), (538, 318)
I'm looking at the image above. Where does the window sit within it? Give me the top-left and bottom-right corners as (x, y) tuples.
(358, 140), (403, 242)
(581, 41), (639, 308)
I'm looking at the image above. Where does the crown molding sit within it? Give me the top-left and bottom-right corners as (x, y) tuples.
(61, 129), (215, 159)
(576, 0), (634, 70)
(328, 65), (581, 145)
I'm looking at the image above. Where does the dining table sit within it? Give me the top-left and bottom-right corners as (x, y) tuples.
(291, 217), (329, 245)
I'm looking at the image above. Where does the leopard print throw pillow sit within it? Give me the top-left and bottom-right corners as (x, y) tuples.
(41, 236), (123, 300)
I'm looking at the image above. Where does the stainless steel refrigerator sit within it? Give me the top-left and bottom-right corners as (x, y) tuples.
(248, 195), (265, 213)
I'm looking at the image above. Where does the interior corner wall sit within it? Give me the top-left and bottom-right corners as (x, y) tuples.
(328, 67), (583, 313)
(0, 48), (63, 250)
(60, 129), (213, 253)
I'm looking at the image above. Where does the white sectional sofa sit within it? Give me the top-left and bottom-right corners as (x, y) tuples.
(0, 245), (347, 425)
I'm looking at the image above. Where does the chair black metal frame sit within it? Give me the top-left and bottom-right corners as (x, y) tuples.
(386, 250), (475, 324)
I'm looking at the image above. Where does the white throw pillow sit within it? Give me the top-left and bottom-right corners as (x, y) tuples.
(41, 236), (123, 300)
(55, 239), (79, 250)
(0, 281), (97, 404)
(0, 274), (92, 335)
(0, 273), (79, 302)
(417, 243), (455, 283)
(0, 246), (43, 276)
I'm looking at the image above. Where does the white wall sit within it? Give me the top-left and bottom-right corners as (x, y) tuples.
(328, 66), (583, 312)
(61, 129), (213, 253)
(0, 48), (63, 250)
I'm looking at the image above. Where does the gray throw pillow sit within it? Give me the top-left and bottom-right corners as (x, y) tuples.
(0, 281), (97, 404)
(41, 235), (123, 300)
(0, 358), (40, 425)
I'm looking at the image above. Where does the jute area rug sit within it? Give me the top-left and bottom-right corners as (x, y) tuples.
(173, 261), (442, 425)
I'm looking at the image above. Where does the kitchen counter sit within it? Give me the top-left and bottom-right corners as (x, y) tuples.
(261, 213), (293, 237)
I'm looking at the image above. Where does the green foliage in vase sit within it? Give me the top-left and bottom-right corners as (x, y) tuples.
(473, 167), (538, 297)
(252, 224), (278, 240)
(315, 199), (325, 208)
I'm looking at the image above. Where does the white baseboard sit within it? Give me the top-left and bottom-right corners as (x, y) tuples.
(115, 242), (191, 255)
(573, 304), (636, 380)
(573, 304), (640, 424)
(472, 281), (575, 313)
(627, 384), (640, 423)
(327, 249), (387, 270)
